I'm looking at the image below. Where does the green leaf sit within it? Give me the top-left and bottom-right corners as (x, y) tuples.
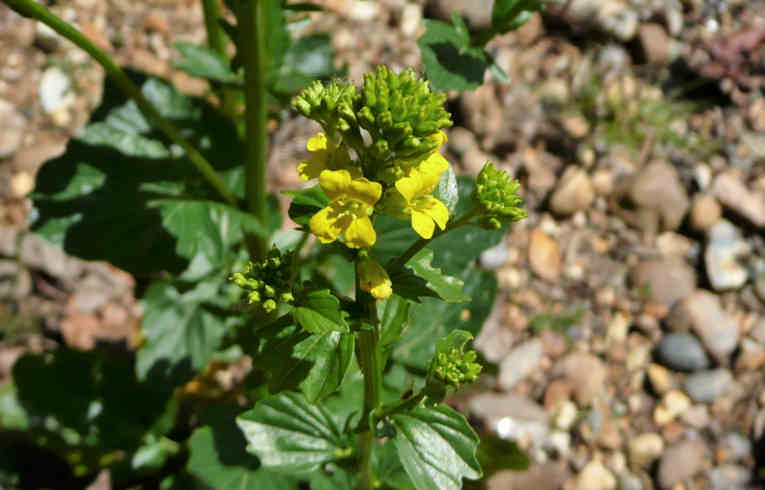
(434, 164), (459, 216)
(273, 35), (343, 96)
(378, 294), (412, 348)
(237, 392), (356, 474)
(264, 0), (290, 85)
(174, 42), (241, 84)
(136, 278), (240, 387)
(284, 185), (330, 226)
(157, 199), (266, 281)
(418, 18), (488, 92)
(401, 248), (469, 302)
(9, 348), (173, 452)
(390, 404), (482, 490)
(0, 383), (28, 430)
(309, 465), (356, 490)
(393, 268), (496, 370)
(293, 289), (349, 334)
(491, 0), (543, 33)
(294, 330), (354, 402)
(31, 76), (244, 277)
(372, 440), (417, 490)
(477, 433), (530, 474)
(256, 323), (354, 402)
(188, 425), (298, 490)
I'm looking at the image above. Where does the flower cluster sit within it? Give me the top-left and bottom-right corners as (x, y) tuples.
(230, 248), (295, 313)
(293, 66), (454, 253)
(431, 346), (482, 388)
(472, 162), (527, 230)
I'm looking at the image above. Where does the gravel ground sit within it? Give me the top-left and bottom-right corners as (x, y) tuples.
(3, 0), (765, 489)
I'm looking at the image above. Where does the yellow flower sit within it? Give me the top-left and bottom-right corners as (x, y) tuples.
(389, 151), (450, 239)
(310, 169), (382, 248)
(358, 258), (392, 300)
(297, 133), (357, 181)
(377, 131), (449, 184)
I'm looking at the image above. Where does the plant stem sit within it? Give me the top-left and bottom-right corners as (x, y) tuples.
(202, 0), (238, 117)
(4, 0), (238, 207)
(355, 262), (382, 489)
(240, 0), (269, 260)
(202, 0), (227, 57)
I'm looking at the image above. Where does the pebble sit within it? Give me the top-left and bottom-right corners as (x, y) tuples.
(467, 393), (549, 449)
(680, 404), (710, 428)
(553, 352), (607, 406)
(498, 339), (543, 390)
(630, 258), (696, 307)
(655, 333), (710, 372)
(528, 229), (562, 282)
(628, 433), (665, 467)
(690, 194), (722, 231)
(707, 464), (751, 490)
(647, 363), (674, 394)
(719, 432), (752, 462)
(668, 290), (739, 360)
(487, 462), (570, 490)
(684, 369), (733, 403)
(705, 220), (750, 291)
(479, 242), (509, 269)
(39, 67), (75, 114)
(618, 473), (644, 490)
(713, 170), (765, 227)
(554, 399), (578, 430)
(399, 3), (422, 37)
(549, 167), (594, 216)
(629, 160), (689, 232)
(735, 337), (765, 370)
(576, 460), (616, 490)
(0, 99), (25, 159)
(10, 172), (34, 198)
(638, 23), (672, 64)
(658, 439), (707, 488)
(654, 390), (691, 425)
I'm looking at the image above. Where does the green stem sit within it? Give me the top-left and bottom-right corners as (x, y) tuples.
(4, 0), (238, 206)
(202, 0), (227, 56)
(355, 261), (382, 489)
(240, 0), (269, 260)
(202, 0), (238, 117)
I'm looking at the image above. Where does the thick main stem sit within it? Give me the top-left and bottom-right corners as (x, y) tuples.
(4, 0), (238, 206)
(355, 262), (383, 490)
(240, 0), (269, 260)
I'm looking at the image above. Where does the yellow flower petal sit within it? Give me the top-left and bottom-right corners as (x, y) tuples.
(318, 169), (353, 201)
(417, 153), (449, 192)
(371, 281), (392, 299)
(348, 177), (382, 207)
(297, 156), (327, 181)
(343, 215), (376, 248)
(419, 196), (449, 230)
(395, 173), (424, 203)
(309, 202), (350, 244)
(411, 210), (435, 239)
(306, 132), (328, 152)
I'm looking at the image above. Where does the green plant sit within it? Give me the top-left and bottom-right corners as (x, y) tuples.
(0, 1), (531, 488)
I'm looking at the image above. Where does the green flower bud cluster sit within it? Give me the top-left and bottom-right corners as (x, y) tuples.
(230, 248), (295, 313)
(292, 66), (453, 171)
(432, 347), (482, 387)
(357, 66), (452, 161)
(472, 162), (527, 229)
(293, 80), (357, 135)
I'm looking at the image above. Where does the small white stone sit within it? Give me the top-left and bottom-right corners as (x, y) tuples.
(554, 399), (578, 430)
(40, 67), (75, 114)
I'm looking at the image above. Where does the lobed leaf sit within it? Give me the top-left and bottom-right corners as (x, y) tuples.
(237, 392), (356, 474)
(390, 404), (481, 490)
